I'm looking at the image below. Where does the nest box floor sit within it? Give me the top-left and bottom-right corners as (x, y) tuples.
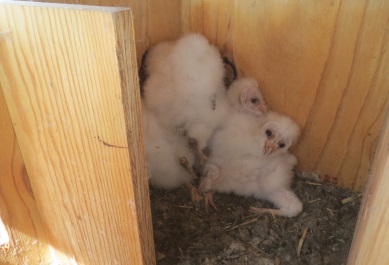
(150, 177), (361, 265)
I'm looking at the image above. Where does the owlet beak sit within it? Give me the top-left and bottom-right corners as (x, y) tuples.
(258, 104), (269, 114)
(263, 140), (276, 156)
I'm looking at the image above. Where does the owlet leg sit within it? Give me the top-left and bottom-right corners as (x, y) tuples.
(204, 191), (217, 212)
(189, 138), (208, 166)
(185, 183), (202, 209)
(250, 189), (303, 217)
(199, 164), (220, 212)
(249, 206), (282, 217)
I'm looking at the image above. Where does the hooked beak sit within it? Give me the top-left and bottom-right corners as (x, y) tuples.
(263, 140), (276, 156)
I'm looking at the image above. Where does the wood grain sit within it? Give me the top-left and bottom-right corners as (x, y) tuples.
(32, 0), (389, 191)
(347, 116), (389, 264)
(0, 1), (154, 264)
(38, 0), (182, 66)
(0, 86), (53, 264)
(179, 0), (389, 191)
(1, 0), (389, 264)
(310, 0), (389, 191)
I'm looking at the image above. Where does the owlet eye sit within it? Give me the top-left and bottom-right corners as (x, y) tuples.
(278, 143), (285, 148)
(251, 98), (259, 104)
(265, 130), (272, 137)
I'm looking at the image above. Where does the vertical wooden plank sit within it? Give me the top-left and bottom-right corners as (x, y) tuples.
(293, 0), (366, 176)
(146, 0), (181, 46)
(181, 0), (204, 35)
(310, 0), (389, 190)
(0, 1), (154, 264)
(34, 0), (389, 191)
(347, 116), (389, 264)
(38, 0), (148, 63)
(179, 0), (389, 191)
(113, 6), (155, 265)
(39, 0), (182, 65)
(0, 87), (53, 264)
(181, 0), (235, 52)
(232, 0), (340, 124)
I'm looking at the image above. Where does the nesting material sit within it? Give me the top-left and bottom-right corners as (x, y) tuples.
(150, 177), (361, 265)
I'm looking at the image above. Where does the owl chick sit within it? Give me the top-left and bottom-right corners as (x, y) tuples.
(142, 33), (230, 165)
(142, 104), (200, 204)
(200, 111), (303, 217)
(227, 77), (269, 116)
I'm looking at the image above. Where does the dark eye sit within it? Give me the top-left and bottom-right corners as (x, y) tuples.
(251, 98), (259, 104)
(265, 130), (272, 137)
(278, 143), (285, 148)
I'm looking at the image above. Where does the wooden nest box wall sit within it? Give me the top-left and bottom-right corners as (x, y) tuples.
(0, 0), (388, 264)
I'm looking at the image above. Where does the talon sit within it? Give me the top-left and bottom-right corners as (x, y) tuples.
(204, 191), (217, 212)
(249, 206), (282, 217)
(186, 183), (202, 209)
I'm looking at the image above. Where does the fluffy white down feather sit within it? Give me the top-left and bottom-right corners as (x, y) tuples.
(202, 111), (303, 217)
(142, 105), (194, 189)
(141, 33), (269, 190)
(143, 33), (230, 151)
(227, 77), (268, 116)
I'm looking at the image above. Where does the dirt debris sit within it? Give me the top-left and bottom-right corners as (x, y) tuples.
(150, 176), (361, 265)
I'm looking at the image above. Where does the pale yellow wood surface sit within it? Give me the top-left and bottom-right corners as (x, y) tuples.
(0, 87), (53, 264)
(43, 0), (389, 191)
(39, 0), (182, 65)
(0, 0), (389, 264)
(0, 1), (154, 264)
(347, 117), (389, 264)
(179, 0), (389, 191)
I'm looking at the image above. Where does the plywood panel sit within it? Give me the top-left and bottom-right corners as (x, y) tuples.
(40, 0), (182, 65)
(347, 116), (389, 264)
(180, 0), (389, 191)
(181, 0), (235, 53)
(0, 1), (154, 264)
(0, 87), (53, 264)
(311, 0), (389, 191)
